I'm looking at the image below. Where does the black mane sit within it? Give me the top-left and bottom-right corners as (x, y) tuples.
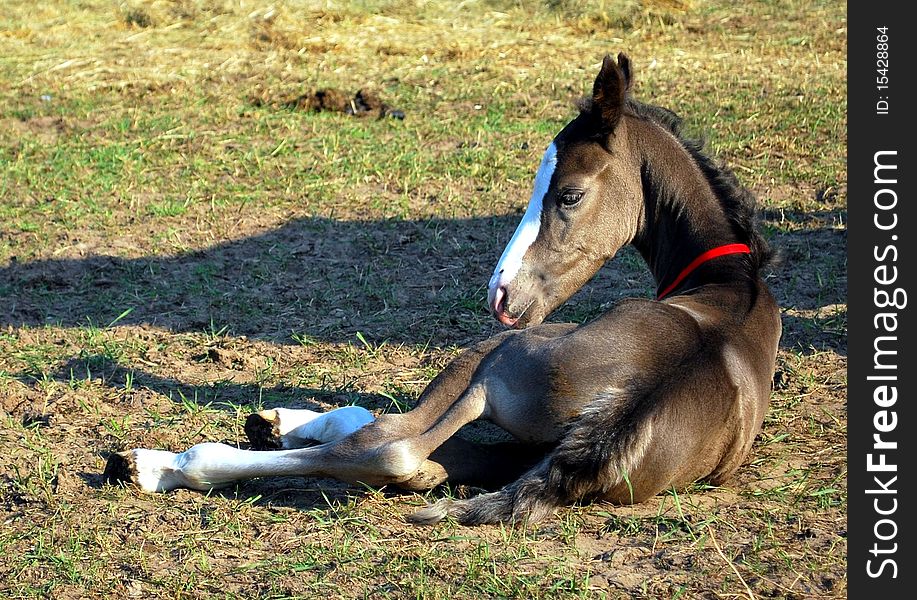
(624, 99), (775, 273)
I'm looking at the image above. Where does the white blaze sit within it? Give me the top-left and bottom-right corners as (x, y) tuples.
(488, 142), (558, 303)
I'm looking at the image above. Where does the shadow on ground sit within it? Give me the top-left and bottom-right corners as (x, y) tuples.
(3, 214), (652, 348)
(1, 211), (846, 351)
(763, 209), (847, 356)
(2, 215), (515, 348)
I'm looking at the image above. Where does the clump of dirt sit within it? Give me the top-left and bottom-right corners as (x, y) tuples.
(249, 87), (405, 120)
(121, 7), (153, 29)
(3, 115), (67, 142)
(1, 383), (47, 420)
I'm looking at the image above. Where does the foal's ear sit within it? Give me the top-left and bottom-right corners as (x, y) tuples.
(591, 53), (633, 134)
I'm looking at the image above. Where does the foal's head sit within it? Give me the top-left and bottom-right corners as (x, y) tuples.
(488, 53), (643, 328)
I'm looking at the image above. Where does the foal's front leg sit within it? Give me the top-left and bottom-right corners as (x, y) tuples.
(104, 387), (488, 493)
(103, 406), (375, 493)
(244, 406), (375, 450)
(105, 334), (513, 494)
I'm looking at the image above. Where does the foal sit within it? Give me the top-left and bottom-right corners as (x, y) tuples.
(105, 54), (781, 525)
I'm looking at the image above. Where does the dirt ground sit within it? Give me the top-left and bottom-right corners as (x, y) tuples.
(0, 203), (847, 599)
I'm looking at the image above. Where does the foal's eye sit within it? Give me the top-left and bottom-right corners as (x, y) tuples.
(558, 190), (584, 208)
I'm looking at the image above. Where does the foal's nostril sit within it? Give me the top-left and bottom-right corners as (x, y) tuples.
(491, 285), (521, 327)
(492, 285), (508, 316)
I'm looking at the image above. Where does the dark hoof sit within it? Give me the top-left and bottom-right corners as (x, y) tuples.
(103, 451), (136, 486)
(244, 411), (282, 450)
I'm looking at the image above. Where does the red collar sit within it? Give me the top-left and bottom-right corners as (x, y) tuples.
(656, 243), (752, 300)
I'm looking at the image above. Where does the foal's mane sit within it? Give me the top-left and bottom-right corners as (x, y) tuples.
(625, 99), (775, 273)
(577, 96), (775, 274)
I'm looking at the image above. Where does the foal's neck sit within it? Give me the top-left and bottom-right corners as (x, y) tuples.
(629, 119), (747, 299)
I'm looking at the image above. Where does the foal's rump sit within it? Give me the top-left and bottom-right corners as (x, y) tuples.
(565, 299), (765, 497)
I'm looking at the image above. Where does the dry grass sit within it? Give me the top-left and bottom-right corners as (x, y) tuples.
(1, 1), (846, 598)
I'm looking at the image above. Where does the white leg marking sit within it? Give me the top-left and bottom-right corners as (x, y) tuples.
(271, 407), (323, 436)
(126, 407), (377, 493)
(125, 449), (186, 493)
(488, 142), (558, 305)
(281, 405), (375, 447)
(129, 443), (324, 493)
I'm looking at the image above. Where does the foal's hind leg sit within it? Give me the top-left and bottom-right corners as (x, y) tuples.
(398, 437), (550, 491)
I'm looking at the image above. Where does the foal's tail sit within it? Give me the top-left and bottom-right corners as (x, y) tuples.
(408, 389), (655, 525)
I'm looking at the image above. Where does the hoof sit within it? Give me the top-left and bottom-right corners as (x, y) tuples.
(101, 448), (182, 492)
(245, 410), (282, 450)
(103, 451), (138, 486)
